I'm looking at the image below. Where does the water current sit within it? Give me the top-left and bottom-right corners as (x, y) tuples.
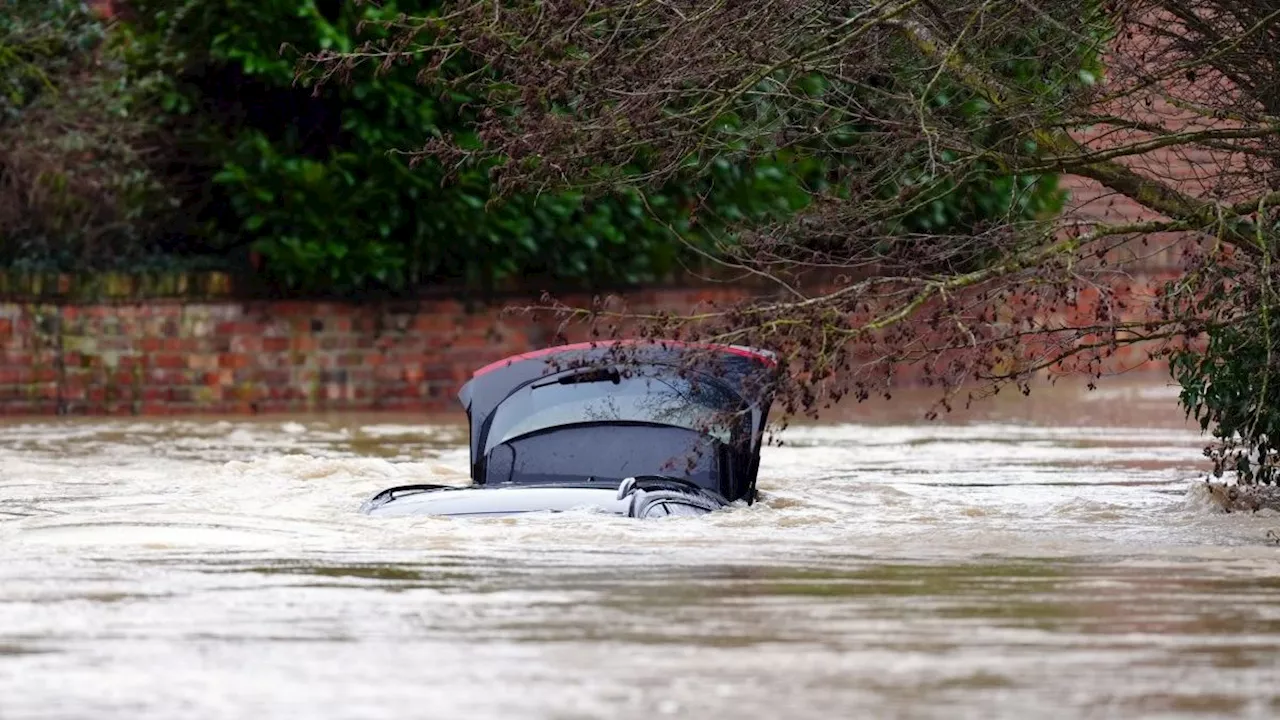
(2, 379), (1278, 719)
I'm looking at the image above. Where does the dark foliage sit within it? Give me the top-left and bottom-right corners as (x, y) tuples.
(0, 0), (198, 271)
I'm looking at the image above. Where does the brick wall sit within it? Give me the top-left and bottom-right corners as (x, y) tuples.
(0, 278), (1171, 417)
(0, 283), (749, 415)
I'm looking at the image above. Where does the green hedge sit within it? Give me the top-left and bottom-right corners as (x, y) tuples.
(114, 0), (821, 294)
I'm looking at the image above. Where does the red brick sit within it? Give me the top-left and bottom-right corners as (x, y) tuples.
(338, 353), (365, 367)
(423, 365), (454, 382)
(263, 337), (289, 353)
(448, 334), (491, 350)
(0, 368), (29, 384)
(273, 302), (313, 317)
(258, 370), (290, 385)
(154, 354), (186, 370)
(413, 314), (453, 332)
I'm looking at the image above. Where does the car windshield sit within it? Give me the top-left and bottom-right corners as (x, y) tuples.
(484, 367), (744, 454)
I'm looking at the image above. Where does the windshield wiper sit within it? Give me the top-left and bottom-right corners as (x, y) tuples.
(364, 484), (460, 505)
(531, 367), (621, 389)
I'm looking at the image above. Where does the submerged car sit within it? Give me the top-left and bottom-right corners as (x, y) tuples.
(360, 340), (777, 518)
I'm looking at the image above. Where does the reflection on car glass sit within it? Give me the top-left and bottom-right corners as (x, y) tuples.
(487, 371), (742, 451)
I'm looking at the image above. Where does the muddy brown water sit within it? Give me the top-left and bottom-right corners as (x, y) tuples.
(2, 378), (1279, 719)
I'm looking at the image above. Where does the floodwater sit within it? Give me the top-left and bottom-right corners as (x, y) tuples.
(2, 379), (1279, 719)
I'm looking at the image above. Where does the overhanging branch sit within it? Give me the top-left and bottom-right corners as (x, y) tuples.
(890, 13), (1268, 256)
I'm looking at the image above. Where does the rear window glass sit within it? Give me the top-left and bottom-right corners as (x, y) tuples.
(484, 368), (743, 454)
